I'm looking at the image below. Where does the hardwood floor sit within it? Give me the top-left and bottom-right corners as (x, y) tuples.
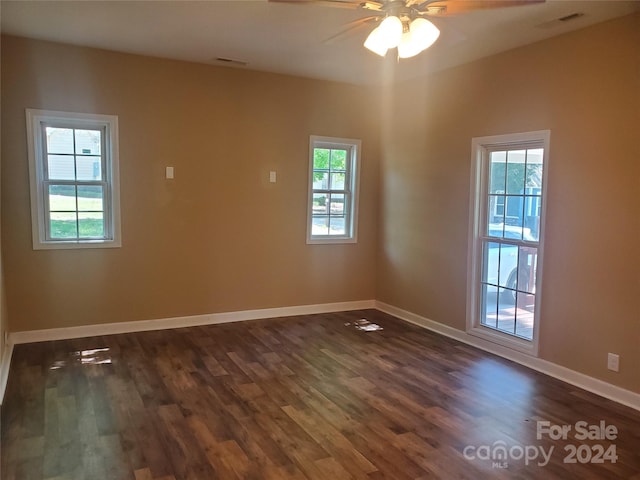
(2, 310), (639, 479)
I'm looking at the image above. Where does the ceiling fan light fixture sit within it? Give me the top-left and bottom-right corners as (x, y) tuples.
(397, 31), (422, 59)
(409, 17), (440, 51)
(377, 15), (403, 48)
(364, 26), (389, 56)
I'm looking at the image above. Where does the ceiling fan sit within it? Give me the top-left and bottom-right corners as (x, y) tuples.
(269, 0), (545, 59)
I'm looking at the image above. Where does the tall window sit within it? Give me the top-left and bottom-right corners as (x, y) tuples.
(307, 136), (360, 244)
(26, 109), (121, 249)
(467, 131), (549, 354)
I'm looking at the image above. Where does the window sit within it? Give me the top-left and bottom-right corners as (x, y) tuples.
(467, 131), (549, 355)
(26, 109), (121, 249)
(307, 136), (360, 244)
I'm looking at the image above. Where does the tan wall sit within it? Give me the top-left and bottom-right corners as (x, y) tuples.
(1, 35), (380, 331)
(378, 13), (640, 393)
(2, 14), (639, 395)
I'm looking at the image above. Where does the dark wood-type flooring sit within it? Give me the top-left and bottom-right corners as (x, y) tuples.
(2, 310), (639, 479)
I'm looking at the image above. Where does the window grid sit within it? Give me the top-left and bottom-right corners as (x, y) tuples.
(479, 145), (544, 341)
(41, 124), (110, 241)
(311, 147), (352, 237)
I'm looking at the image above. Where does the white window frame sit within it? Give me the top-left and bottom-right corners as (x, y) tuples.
(466, 130), (550, 355)
(306, 135), (361, 244)
(26, 109), (121, 250)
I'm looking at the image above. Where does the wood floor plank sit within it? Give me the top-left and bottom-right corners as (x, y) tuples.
(2, 310), (640, 479)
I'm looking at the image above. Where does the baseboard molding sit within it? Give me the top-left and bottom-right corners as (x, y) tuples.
(9, 299), (377, 345)
(2, 299), (375, 405)
(5, 299), (639, 413)
(376, 301), (640, 412)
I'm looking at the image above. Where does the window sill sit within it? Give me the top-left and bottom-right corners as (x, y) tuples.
(33, 239), (122, 250)
(307, 236), (357, 245)
(467, 325), (539, 356)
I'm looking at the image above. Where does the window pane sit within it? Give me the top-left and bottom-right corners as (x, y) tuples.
(330, 172), (345, 190)
(481, 283), (498, 329)
(76, 156), (102, 181)
(46, 127), (74, 154)
(313, 172), (329, 190)
(329, 194), (345, 216)
(329, 216), (346, 236)
(49, 185), (76, 211)
(75, 129), (101, 155)
(506, 150), (526, 194)
(482, 241), (500, 286)
(499, 243), (518, 288)
(488, 196), (505, 226)
(48, 154), (75, 180)
(330, 149), (347, 171)
(312, 193), (328, 215)
(311, 216), (329, 236)
(525, 148), (544, 190)
(505, 197), (525, 231)
(77, 186), (104, 211)
(313, 149), (330, 170)
(517, 246), (537, 294)
(489, 151), (506, 193)
(524, 196), (541, 241)
(78, 212), (104, 238)
(515, 288), (535, 340)
(497, 288), (516, 334)
(50, 211), (77, 239)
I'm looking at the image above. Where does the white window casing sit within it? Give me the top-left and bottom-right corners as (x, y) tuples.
(307, 135), (361, 244)
(26, 109), (121, 250)
(466, 130), (550, 355)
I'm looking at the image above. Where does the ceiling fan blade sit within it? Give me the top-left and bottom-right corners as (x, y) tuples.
(417, 0), (545, 16)
(324, 15), (381, 44)
(268, 0), (362, 9)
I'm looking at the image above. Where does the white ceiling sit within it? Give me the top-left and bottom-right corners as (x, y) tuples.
(1, 0), (638, 85)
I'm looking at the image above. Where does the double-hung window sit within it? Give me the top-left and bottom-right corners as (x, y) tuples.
(307, 136), (360, 244)
(26, 109), (121, 249)
(467, 130), (549, 354)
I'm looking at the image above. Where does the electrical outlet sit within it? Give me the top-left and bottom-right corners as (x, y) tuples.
(607, 353), (619, 372)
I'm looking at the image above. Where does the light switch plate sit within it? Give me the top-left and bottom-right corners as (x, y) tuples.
(166, 166), (174, 179)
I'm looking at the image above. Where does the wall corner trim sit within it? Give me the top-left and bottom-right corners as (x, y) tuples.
(375, 301), (640, 412)
(0, 341), (15, 406)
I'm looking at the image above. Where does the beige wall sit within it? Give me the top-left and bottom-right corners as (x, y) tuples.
(2, 13), (639, 396)
(378, 13), (640, 393)
(1, 36), (380, 331)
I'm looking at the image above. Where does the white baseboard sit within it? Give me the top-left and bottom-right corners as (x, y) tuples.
(4, 299), (639, 413)
(1, 300), (375, 405)
(376, 301), (640, 412)
(9, 299), (377, 345)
